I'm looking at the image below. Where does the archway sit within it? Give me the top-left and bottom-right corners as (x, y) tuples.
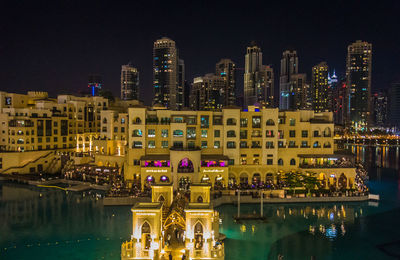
(252, 173), (261, 186)
(239, 172), (249, 188)
(144, 175), (155, 191)
(265, 173), (274, 188)
(201, 174), (210, 183)
(160, 175), (169, 182)
(194, 222), (204, 250)
(141, 222), (151, 250)
(197, 196), (203, 203)
(178, 158), (194, 173)
(158, 195), (165, 203)
(214, 175), (224, 189)
(228, 173), (237, 189)
(338, 173), (347, 189)
(318, 173), (326, 189)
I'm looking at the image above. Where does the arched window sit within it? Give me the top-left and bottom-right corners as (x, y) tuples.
(324, 142), (331, 148)
(133, 117), (141, 124)
(313, 141), (320, 148)
(178, 158), (194, 173)
(266, 119), (275, 126)
(324, 127), (331, 137)
(132, 129), (142, 137)
(160, 175), (169, 182)
(102, 118), (107, 124)
(226, 118), (236, 125)
(278, 158), (283, 165)
(227, 130), (236, 137)
(290, 158), (296, 165)
(194, 222), (204, 249)
(142, 222), (151, 233)
(158, 195), (165, 202)
(197, 196), (203, 203)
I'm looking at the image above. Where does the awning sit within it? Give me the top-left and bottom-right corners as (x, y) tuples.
(201, 154), (230, 160)
(140, 154), (170, 160)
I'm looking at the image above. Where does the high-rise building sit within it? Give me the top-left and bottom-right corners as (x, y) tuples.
(190, 73), (226, 110)
(311, 62), (330, 112)
(152, 37), (184, 110)
(244, 43), (263, 107)
(88, 74), (102, 96)
(332, 78), (349, 125)
(244, 43), (274, 108)
(372, 90), (388, 127)
(121, 64), (139, 100)
(279, 50), (298, 110)
(289, 73), (307, 110)
(183, 80), (191, 108)
(346, 40), (372, 131)
(216, 59), (236, 106)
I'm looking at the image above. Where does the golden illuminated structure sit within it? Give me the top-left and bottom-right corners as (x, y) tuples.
(121, 183), (224, 260)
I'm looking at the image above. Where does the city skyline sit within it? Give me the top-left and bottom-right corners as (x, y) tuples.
(0, 1), (399, 105)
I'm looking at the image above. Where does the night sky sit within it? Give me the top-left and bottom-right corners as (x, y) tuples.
(1, 0), (399, 105)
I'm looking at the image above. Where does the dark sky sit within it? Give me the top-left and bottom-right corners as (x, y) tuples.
(1, 0), (399, 105)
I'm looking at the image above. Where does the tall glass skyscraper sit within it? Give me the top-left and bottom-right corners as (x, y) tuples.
(346, 40), (372, 131)
(152, 37), (184, 110)
(120, 63), (139, 100)
(279, 50), (298, 110)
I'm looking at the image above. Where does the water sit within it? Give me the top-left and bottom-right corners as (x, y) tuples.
(1, 146), (400, 259)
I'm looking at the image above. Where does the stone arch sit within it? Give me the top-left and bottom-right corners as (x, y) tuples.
(194, 221), (204, 250)
(266, 119), (275, 126)
(265, 173), (274, 185)
(252, 173), (261, 185)
(239, 172), (249, 184)
(214, 175), (224, 188)
(290, 158), (296, 165)
(178, 158), (194, 173)
(201, 174), (210, 183)
(228, 173), (237, 187)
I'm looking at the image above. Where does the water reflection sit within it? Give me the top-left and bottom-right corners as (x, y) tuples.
(347, 145), (400, 170)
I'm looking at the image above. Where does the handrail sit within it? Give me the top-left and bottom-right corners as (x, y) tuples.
(1, 151), (53, 173)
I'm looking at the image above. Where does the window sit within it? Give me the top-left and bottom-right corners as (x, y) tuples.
(278, 117), (285, 124)
(148, 129), (155, 137)
(313, 130), (320, 137)
(121, 127), (125, 133)
(289, 130), (296, 137)
(252, 116), (261, 128)
(251, 141), (261, 148)
(289, 118), (296, 126)
(240, 141), (248, 148)
(251, 130), (262, 138)
(227, 130), (236, 137)
(267, 159), (273, 165)
(187, 128), (196, 139)
(187, 116), (197, 125)
(53, 121), (58, 127)
(240, 130), (247, 139)
(213, 116), (222, 125)
(313, 141), (320, 148)
(301, 141), (309, 147)
(161, 129), (168, 137)
(133, 129), (142, 137)
(288, 141), (296, 148)
(227, 141), (236, 149)
(278, 159), (283, 165)
(133, 160), (140, 166)
(201, 130), (208, 138)
(266, 119), (275, 126)
(133, 141), (142, 148)
(266, 130), (274, 137)
(148, 141), (155, 148)
(161, 141), (169, 148)
(173, 117), (183, 123)
(278, 141), (284, 148)
(228, 159), (234, 165)
(214, 130), (220, 138)
(201, 141), (207, 148)
(302, 130), (308, 138)
(240, 118), (248, 127)
(121, 118), (125, 124)
(188, 141), (195, 148)
(214, 141), (220, 148)
(290, 159), (296, 165)
(324, 142), (332, 148)
(200, 115), (209, 128)
(114, 127), (118, 133)
(266, 141), (274, 149)
(278, 130), (284, 139)
(173, 141), (183, 148)
(54, 137), (58, 142)
(227, 118), (236, 125)
(173, 130), (183, 137)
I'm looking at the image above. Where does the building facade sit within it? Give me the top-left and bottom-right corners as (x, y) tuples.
(190, 74), (226, 111)
(279, 50), (298, 110)
(371, 90), (388, 128)
(346, 40), (372, 131)
(121, 64), (140, 101)
(152, 37), (184, 110)
(216, 59), (236, 107)
(311, 62), (330, 113)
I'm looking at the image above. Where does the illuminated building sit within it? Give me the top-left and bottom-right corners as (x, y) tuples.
(121, 183), (224, 259)
(332, 79), (349, 126)
(389, 82), (400, 129)
(102, 105), (358, 191)
(152, 37), (185, 110)
(279, 50), (298, 110)
(190, 74), (226, 111)
(289, 73), (308, 110)
(346, 40), (372, 131)
(311, 62), (330, 112)
(371, 90), (388, 128)
(121, 63), (140, 101)
(88, 74), (102, 96)
(244, 43), (274, 108)
(216, 59), (236, 107)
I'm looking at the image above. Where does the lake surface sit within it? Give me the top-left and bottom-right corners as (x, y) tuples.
(1, 146), (400, 259)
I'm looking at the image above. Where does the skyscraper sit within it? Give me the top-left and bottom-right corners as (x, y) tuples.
(216, 59), (236, 106)
(346, 40), (372, 131)
(152, 37), (184, 110)
(190, 73), (226, 110)
(279, 50), (298, 110)
(243, 43), (274, 108)
(289, 73), (307, 110)
(332, 78), (349, 125)
(120, 64), (139, 100)
(372, 90), (388, 127)
(244, 43), (263, 107)
(389, 82), (400, 129)
(311, 62), (330, 112)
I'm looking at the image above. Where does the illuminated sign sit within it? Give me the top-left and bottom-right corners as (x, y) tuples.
(136, 213), (156, 216)
(145, 169), (168, 173)
(202, 169), (224, 173)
